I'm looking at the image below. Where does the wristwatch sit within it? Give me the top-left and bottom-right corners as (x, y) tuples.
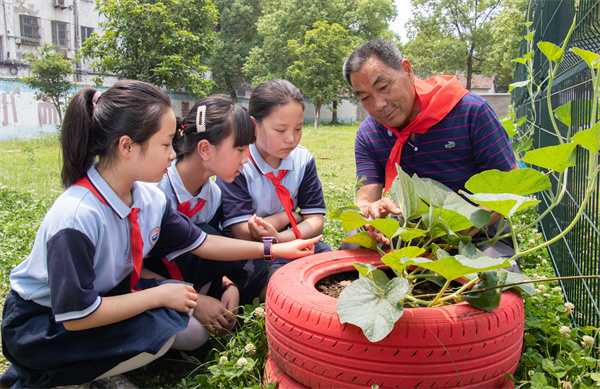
(262, 237), (278, 261)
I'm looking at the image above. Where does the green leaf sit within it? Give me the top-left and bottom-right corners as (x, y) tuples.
(461, 192), (540, 218)
(531, 372), (547, 389)
(553, 101), (572, 127)
(354, 262), (380, 278)
(571, 122), (600, 153)
(394, 227), (427, 242)
(337, 277), (411, 342)
(411, 176), (486, 228)
(508, 79), (531, 92)
(369, 218), (403, 240)
(464, 168), (551, 196)
(513, 137), (533, 153)
(500, 116), (517, 137)
(380, 247), (427, 273)
(340, 210), (370, 231)
(390, 166), (423, 220)
(402, 254), (511, 282)
(538, 41), (563, 62)
(341, 231), (379, 250)
(503, 270), (534, 295)
(329, 205), (360, 220)
(522, 143), (577, 172)
(571, 47), (600, 68)
(463, 270), (507, 311)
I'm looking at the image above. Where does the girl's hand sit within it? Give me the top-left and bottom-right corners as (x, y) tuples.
(158, 283), (198, 313)
(221, 285), (239, 330)
(271, 235), (322, 259)
(248, 214), (279, 240)
(194, 294), (235, 335)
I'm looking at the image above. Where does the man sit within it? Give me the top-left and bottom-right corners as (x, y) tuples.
(342, 39), (518, 264)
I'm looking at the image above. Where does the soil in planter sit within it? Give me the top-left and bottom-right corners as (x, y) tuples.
(315, 270), (462, 306)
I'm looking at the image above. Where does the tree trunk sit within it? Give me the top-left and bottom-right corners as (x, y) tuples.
(466, 44), (474, 91)
(331, 100), (339, 125)
(313, 102), (321, 133)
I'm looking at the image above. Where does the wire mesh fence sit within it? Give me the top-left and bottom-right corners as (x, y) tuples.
(513, 0), (600, 328)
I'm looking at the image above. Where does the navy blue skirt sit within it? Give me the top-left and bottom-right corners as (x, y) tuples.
(1, 279), (189, 388)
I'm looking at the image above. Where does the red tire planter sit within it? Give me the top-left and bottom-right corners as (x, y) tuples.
(264, 352), (308, 389)
(265, 249), (524, 389)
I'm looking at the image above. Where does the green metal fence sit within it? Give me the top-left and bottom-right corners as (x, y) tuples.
(513, 0), (600, 328)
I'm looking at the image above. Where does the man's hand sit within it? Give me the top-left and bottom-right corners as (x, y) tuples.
(360, 198), (402, 219)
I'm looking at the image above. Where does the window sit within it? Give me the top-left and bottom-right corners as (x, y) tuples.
(19, 15), (40, 45)
(52, 21), (70, 48)
(81, 26), (93, 46)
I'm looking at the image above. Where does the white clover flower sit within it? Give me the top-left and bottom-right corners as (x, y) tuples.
(535, 233), (542, 239)
(581, 335), (595, 349)
(533, 229), (538, 233)
(564, 302), (575, 314)
(219, 356), (228, 365)
(253, 307), (265, 318)
(236, 357), (248, 367)
(529, 239), (535, 244)
(537, 255), (543, 259)
(528, 370), (535, 377)
(538, 285), (547, 293)
(559, 326), (571, 338)
(555, 316), (560, 321)
(541, 259), (548, 265)
(534, 288), (542, 294)
(245, 343), (256, 356)
(553, 287), (562, 292)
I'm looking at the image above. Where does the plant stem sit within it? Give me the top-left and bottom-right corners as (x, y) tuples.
(428, 279), (451, 307)
(460, 275), (600, 295)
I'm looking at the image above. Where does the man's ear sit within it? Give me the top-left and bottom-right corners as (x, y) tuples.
(118, 135), (136, 159)
(401, 59), (413, 76)
(197, 139), (211, 160)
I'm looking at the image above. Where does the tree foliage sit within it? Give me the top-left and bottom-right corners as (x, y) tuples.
(243, 0), (397, 85)
(209, 0), (264, 99)
(22, 44), (74, 125)
(287, 22), (354, 132)
(80, 0), (218, 97)
(404, 0), (502, 89)
(482, 0), (528, 91)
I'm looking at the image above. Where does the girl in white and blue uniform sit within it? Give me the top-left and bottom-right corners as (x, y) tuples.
(145, 96), (256, 336)
(217, 79), (331, 303)
(0, 81), (321, 388)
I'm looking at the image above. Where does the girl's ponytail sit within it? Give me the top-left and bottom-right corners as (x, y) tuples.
(59, 80), (172, 188)
(60, 88), (96, 188)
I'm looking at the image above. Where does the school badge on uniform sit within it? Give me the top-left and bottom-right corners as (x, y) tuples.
(149, 226), (160, 246)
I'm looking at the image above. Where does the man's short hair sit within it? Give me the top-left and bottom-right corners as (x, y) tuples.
(343, 39), (404, 87)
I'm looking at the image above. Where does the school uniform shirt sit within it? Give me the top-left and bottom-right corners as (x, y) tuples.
(9, 164), (206, 323)
(157, 159), (222, 225)
(217, 143), (326, 230)
(355, 92), (517, 193)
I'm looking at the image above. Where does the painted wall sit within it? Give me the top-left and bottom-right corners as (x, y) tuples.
(0, 79), (195, 140)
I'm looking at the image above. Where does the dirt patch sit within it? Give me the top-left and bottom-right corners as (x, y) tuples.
(315, 270), (460, 304)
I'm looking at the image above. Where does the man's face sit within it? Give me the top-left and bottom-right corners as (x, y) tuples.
(350, 56), (417, 129)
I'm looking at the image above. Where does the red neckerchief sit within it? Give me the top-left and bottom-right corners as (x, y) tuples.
(72, 177), (143, 293)
(383, 75), (468, 193)
(160, 198), (207, 282)
(247, 148), (302, 239)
